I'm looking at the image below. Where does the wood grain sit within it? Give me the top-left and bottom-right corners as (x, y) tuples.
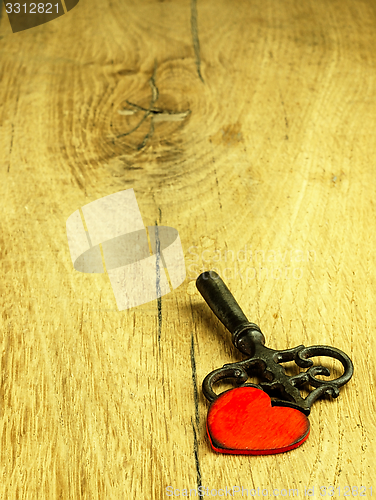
(0, 0), (375, 498)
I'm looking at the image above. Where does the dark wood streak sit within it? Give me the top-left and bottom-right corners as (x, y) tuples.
(191, 418), (202, 492)
(190, 333), (202, 491)
(190, 0), (204, 83)
(155, 221), (162, 349)
(190, 333), (200, 428)
(7, 123), (14, 173)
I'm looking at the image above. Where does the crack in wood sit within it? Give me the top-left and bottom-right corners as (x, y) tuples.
(7, 123), (14, 173)
(191, 0), (204, 83)
(191, 418), (203, 491)
(137, 118), (155, 151)
(190, 333), (200, 429)
(155, 220), (163, 349)
(116, 62), (191, 149)
(190, 334), (202, 490)
(116, 62), (158, 143)
(119, 102), (191, 122)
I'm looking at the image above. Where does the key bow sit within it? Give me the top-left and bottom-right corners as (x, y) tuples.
(197, 271), (354, 415)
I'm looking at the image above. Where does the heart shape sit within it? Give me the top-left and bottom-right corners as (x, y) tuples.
(207, 386), (310, 455)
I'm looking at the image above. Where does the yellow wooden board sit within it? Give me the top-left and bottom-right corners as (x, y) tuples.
(0, 0), (374, 498)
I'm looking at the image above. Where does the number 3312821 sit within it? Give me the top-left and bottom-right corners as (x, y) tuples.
(5, 3), (60, 14)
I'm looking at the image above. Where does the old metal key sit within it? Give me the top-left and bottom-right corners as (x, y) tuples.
(196, 271), (354, 455)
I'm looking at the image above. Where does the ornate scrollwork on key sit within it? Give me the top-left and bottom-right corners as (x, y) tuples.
(197, 271), (354, 415)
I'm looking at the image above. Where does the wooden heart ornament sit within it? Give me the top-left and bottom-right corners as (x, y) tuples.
(207, 386), (310, 455)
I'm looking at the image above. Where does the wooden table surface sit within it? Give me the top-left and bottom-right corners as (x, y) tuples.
(0, 0), (375, 498)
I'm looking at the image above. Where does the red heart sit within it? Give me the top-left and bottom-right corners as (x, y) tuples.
(207, 386), (310, 455)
